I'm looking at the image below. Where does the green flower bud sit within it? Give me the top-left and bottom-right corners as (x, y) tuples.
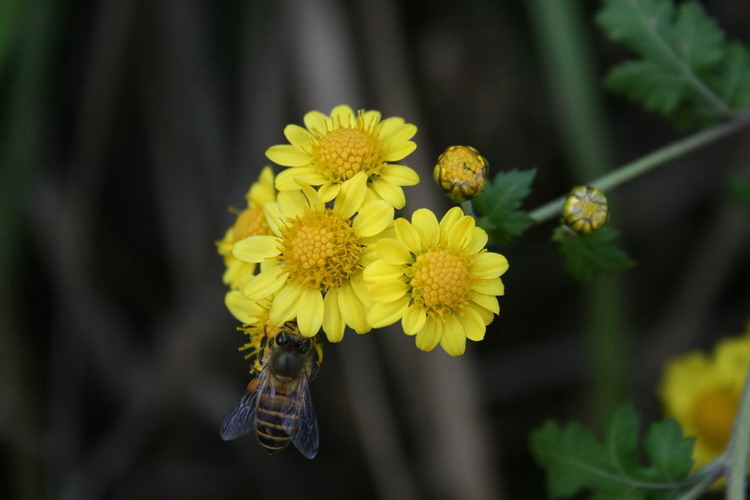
(433, 146), (489, 203)
(562, 186), (610, 234)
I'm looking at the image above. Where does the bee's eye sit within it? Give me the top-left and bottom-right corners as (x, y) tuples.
(298, 339), (311, 353)
(276, 333), (288, 346)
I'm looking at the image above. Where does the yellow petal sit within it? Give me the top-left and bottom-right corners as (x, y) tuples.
(402, 305), (426, 335)
(461, 306), (486, 341)
(299, 184), (325, 211)
(367, 297), (409, 328)
(373, 238), (411, 265)
(232, 235), (281, 263)
(262, 201), (283, 236)
(225, 291), (261, 324)
(467, 302), (495, 325)
(269, 284), (303, 324)
(353, 200), (394, 238)
(266, 144), (310, 167)
(276, 190), (309, 219)
(371, 179), (405, 209)
(334, 172), (368, 219)
(284, 124), (315, 151)
(317, 181), (341, 203)
(411, 209), (439, 248)
(439, 315), (467, 356)
(363, 260), (404, 282)
(361, 109), (382, 127)
(338, 282), (370, 333)
(303, 110), (328, 134)
(472, 278), (504, 296)
(243, 267), (288, 300)
(382, 140), (417, 162)
(368, 280), (408, 303)
(379, 165), (419, 186)
(471, 293), (500, 314)
(275, 167), (326, 190)
(415, 318), (441, 351)
(387, 123), (418, 144)
(349, 276), (374, 312)
(394, 218), (421, 253)
(297, 288), (324, 337)
(322, 289), (345, 342)
(445, 215), (475, 248)
(472, 252), (509, 279)
(330, 105), (355, 126)
(378, 117), (405, 139)
(465, 227), (489, 254)
(439, 206), (465, 235)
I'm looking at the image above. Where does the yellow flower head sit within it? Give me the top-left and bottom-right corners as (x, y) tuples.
(660, 327), (750, 470)
(217, 167), (277, 289)
(225, 287), (276, 373)
(226, 277), (324, 373)
(232, 176), (394, 342)
(363, 207), (508, 356)
(433, 145), (489, 203)
(561, 185), (610, 234)
(265, 105), (419, 210)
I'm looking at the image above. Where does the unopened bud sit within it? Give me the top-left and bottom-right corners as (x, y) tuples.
(562, 186), (610, 234)
(433, 145), (489, 203)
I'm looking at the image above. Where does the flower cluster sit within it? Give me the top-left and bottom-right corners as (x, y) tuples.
(217, 105), (508, 360)
(660, 324), (750, 473)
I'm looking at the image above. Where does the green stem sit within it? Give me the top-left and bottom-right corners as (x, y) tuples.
(677, 454), (727, 500)
(727, 362), (750, 499)
(460, 200), (476, 218)
(528, 112), (750, 224)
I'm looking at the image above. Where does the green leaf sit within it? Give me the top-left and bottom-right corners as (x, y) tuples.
(643, 418), (695, 482)
(530, 404), (697, 499)
(553, 226), (635, 282)
(596, 0), (748, 127)
(472, 169), (535, 245)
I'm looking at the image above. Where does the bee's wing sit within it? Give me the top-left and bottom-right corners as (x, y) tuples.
(220, 372), (267, 441)
(284, 376), (319, 459)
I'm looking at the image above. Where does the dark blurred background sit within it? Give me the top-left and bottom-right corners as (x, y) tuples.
(2, 0), (749, 499)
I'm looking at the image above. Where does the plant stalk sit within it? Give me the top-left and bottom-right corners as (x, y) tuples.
(529, 113), (750, 224)
(727, 362), (750, 499)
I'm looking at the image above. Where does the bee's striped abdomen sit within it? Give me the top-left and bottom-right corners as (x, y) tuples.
(255, 387), (298, 454)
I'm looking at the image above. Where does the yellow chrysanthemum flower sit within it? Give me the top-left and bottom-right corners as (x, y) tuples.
(216, 167), (277, 289)
(660, 328), (750, 472)
(363, 207), (508, 356)
(225, 287), (277, 374)
(265, 104), (419, 210)
(232, 175), (394, 342)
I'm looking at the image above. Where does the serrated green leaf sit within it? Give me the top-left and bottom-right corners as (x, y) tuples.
(643, 419), (695, 482)
(716, 43), (750, 109)
(472, 169), (535, 245)
(530, 404), (697, 499)
(553, 226), (635, 282)
(597, 0), (748, 127)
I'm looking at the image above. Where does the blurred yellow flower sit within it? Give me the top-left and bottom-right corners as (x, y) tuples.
(660, 327), (750, 471)
(363, 207), (508, 356)
(266, 105), (419, 210)
(232, 179), (394, 342)
(217, 167), (277, 289)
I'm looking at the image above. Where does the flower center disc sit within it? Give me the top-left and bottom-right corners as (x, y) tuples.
(233, 207), (270, 242)
(410, 250), (471, 316)
(313, 127), (382, 182)
(281, 209), (362, 291)
(692, 388), (738, 450)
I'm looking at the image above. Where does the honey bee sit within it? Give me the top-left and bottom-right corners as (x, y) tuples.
(221, 321), (322, 459)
